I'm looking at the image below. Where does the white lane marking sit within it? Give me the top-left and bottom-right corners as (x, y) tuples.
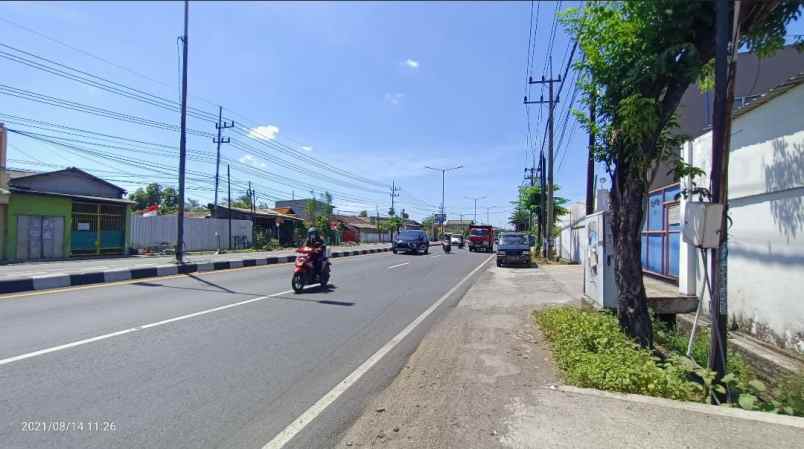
(261, 254), (494, 449)
(0, 289), (295, 367)
(386, 262), (409, 270)
(430, 254), (441, 258)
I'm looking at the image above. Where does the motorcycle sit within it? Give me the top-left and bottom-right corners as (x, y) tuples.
(442, 238), (452, 254)
(292, 246), (331, 293)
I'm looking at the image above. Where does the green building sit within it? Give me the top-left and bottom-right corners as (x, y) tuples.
(4, 167), (133, 262)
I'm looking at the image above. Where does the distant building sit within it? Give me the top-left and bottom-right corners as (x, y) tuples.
(274, 199), (330, 223)
(444, 219), (473, 234)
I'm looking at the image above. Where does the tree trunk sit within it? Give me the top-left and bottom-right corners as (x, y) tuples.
(610, 168), (653, 348)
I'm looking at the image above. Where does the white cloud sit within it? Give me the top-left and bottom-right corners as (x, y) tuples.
(238, 154), (266, 168)
(301, 145), (313, 152)
(384, 92), (405, 105)
(247, 125), (279, 140)
(402, 58), (419, 69)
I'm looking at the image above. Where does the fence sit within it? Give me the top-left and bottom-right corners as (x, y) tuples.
(131, 215), (252, 252)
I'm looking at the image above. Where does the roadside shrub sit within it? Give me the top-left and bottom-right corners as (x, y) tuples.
(535, 307), (698, 400)
(654, 323), (752, 385)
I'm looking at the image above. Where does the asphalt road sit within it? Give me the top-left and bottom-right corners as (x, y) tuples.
(0, 245), (492, 449)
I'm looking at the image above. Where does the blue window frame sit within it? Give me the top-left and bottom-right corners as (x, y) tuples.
(641, 183), (680, 280)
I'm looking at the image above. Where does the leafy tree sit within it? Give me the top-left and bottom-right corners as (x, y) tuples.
(564, 0), (801, 347)
(129, 182), (163, 211)
(421, 215), (436, 238)
(160, 186), (178, 214)
(359, 210), (368, 217)
(231, 193), (253, 209)
(509, 206), (530, 232)
(401, 209), (409, 220)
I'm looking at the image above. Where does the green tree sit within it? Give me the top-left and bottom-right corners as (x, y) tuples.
(232, 192), (253, 209)
(421, 215), (435, 239)
(160, 186), (178, 214)
(564, 0), (801, 346)
(359, 210), (368, 217)
(128, 182), (163, 211)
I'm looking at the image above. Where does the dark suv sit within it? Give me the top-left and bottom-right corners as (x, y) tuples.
(392, 230), (429, 255)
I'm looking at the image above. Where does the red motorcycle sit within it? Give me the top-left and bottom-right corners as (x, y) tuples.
(291, 246), (331, 293)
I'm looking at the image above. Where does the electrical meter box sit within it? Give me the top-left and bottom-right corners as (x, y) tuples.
(583, 211), (619, 309)
(682, 202), (723, 249)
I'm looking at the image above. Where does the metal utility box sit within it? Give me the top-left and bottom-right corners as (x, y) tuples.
(583, 211), (619, 309)
(682, 202), (723, 249)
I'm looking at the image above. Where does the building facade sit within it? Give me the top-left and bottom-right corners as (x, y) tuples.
(678, 74), (804, 353)
(5, 167), (133, 261)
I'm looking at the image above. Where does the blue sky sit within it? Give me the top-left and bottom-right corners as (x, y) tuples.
(2, 2), (802, 227)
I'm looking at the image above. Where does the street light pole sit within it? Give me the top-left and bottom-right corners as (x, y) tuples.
(425, 165), (463, 237)
(466, 195), (486, 224)
(485, 205), (497, 227)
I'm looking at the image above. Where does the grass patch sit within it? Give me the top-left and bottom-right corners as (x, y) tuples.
(535, 306), (804, 416)
(534, 307), (698, 401)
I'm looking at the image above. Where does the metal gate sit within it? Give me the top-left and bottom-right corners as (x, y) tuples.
(16, 215), (65, 260)
(71, 202), (126, 256)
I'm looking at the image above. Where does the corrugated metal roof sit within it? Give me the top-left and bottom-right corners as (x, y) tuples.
(733, 72), (804, 117)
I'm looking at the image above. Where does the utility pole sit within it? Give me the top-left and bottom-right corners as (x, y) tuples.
(525, 72), (561, 259)
(247, 181), (255, 248)
(227, 164), (232, 250)
(466, 196), (486, 225)
(375, 205), (381, 242)
(213, 106), (234, 218)
(524, 167), (537, 233)
(175, 0), (189, 263)
(539, 150), (548, 257)
(586, 87), (596, 215)
(708, 0), (741, 387)
(389, 180), (400, 240)
(425, 165), (463, 238)
(389, 180), (400, 215)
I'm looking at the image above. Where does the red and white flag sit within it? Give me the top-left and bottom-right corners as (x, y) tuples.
(142, 204), (159, 217)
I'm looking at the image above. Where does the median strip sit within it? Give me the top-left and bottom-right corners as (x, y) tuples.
(0, 246), (393, 295)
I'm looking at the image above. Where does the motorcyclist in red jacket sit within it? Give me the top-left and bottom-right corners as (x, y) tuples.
(303, 227), (325, 276)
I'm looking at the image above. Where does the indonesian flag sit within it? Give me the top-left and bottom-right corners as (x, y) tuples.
(143, 204), (159, 217)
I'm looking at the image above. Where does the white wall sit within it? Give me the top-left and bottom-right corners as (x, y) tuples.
(680, 83), (804, 353)
(131, 215), (252, 252)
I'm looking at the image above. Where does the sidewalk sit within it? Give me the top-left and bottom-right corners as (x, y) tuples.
(337, 264), (804, 448)
(0, 243), (392, 294)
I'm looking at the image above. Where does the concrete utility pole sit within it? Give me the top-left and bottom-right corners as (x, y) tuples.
(466, 195), (485, 225)
(247, 181), (256, 248)
(227, 164), (232, 250)
(389, 180), (400, 216)
(213, 106), (234, 218)
(708, 0), (741, 387)
(524, 167), (537, 232)
(425, 165), (463, 238)
(586, 88), (596, 215)
(175, 0), (189, 263)
(539, 150), (547, 256)
(525, 72), (561, 259)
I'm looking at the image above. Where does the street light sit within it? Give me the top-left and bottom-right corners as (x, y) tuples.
(465, 195), (486, 224)
(485, 205), (497, 226)
(425, 165), (463, 237)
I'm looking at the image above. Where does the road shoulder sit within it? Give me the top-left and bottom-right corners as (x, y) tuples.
(336, 264), (804, 449)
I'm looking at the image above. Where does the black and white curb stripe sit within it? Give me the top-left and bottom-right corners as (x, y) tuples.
(0, 247), (392, 295)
